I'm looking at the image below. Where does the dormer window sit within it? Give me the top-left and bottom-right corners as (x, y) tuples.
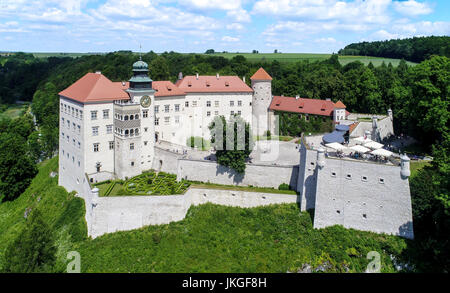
(206, 81), (210, 87)
(188, 81), (192, 87)
(225, 81), (229, 87)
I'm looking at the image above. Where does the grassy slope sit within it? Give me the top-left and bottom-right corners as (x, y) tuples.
(0, 157), (87, 272)
(0, 104), (29, 120)
(0, 157), (410, 273)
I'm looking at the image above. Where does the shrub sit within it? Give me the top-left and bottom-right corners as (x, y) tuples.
(278, 183), (290, 190)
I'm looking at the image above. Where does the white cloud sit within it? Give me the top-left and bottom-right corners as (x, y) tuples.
(222, 36), (240, 42)
(226, 23), (245, 30)
(393, 0), (433, 16)
(227, 8), (251, 23)
(178, 0), (242, 11)
(252, 0), (391, 24)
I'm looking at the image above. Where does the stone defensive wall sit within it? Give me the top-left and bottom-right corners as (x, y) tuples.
(153, 146), (299, 189)
(86, 188), (298, 238)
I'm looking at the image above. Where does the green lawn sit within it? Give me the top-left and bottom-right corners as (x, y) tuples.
(0, 104), (29, 120)
(189, 183), (297, 195)
(0, 157), (413, 273)
(205, 53), (417, 66)
(410, 161), (432, 177)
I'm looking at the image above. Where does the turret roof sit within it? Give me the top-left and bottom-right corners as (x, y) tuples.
(250, 67), (272, 81)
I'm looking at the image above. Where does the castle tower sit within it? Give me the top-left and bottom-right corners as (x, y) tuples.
(250, 68), (272, 136)
(317, 147), (325, 169)
(400, 154), (411, 179)
(333, 100), (346, 123)
(114, 59), (155, 179)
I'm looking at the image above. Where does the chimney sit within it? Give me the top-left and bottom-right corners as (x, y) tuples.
(121, 81), (125, 86)
(196, 73), (199, 80)
(295, 95), (300, 100)
(95, 71), (101, 74)
(178, 72), (183, 80)
(216, 73), (219, 79)
(243, 76), (246, 83)
(326, 98), (331, 101)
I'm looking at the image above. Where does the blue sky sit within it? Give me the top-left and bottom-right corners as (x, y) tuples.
(0, 0), (449, 53)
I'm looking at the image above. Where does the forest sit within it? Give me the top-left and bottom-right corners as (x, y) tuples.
(339, 36), (450, 62)
(0, 48), (448, 272)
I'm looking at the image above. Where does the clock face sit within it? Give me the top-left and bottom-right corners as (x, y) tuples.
(140, 95), (151, 108)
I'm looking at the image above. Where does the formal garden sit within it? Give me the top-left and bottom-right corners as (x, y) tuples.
(94, 171), (191, 196)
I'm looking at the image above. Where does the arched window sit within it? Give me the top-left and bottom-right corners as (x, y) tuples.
(125, 129), (129, 136)
(130, 129), (134, 136)
(135, 128), (139, 135)
(124, 115), (129, 121)
(135, 114), (139, 119)
(130, 115), (134, 120)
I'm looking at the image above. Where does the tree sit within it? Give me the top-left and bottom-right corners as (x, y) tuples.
(149, 56), (170, 81)
(209, 115), (254, 174)
(205, 49), (215, 54)
(2, 209), (57, 273)
(0, 133), (38, 201)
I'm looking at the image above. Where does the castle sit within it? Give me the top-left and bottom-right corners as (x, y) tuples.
(58, 60), (414, 239)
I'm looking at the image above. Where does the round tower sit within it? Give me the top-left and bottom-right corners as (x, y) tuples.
(400, 154), (411, 179)
(317, 147), (325, 169)
(251, 68), (273, 136)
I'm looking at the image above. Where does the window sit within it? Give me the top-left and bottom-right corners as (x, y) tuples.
(106, 125), (113, 134)
(67, 120), (70, 128)
(185, 101), (189, 107)
(175, 104), (180, 112)
(154, 106), (159, 113)
(346, 174), (352, 180)
(78, 142), (81, 149)
(130, 143), (134, 150)
(164, 105), (170, 113)
(144, 141), (148, 146)
(77, 125), (81, 134)
(73, 122), (76, 131)
(91, 111), (97, 120)
(103, 109), (109, 119)
(164, 117), (170, 124)
(363, 214), (367, 219)
(207, 111), (211, 117)
(192, 101), (198, 107)
(144, 127), (148, 132)
(131, 161), (135, 167)
(206, 101), (211, 107)
(215, 101), (219, 107)
(143, 110), (148, 118)
(175, 116), (180, 123)
(155, 118), (159, 126)
(362, 176), (368, 182)
(72, 139), (75, 146)
(62, 132), (65, 138)
(231, 111), (235, 116)
(331, 172), (336, 177)
(93, 143), (99, 152)
(237, 111), (241, 116)
(214, 111), (219, 116)
(238, 100), (242, 106)
(379, 178), (385, 184)
(109, 141), (114, 150)
(230, 101), (234, 106)
(80, 110), (83, 118)
(92, 126), (99, 136)
(62, 117), (65, 124)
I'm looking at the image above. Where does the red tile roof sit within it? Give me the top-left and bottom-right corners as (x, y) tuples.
(349, 122), (359, 134)
(59, 73), (129, 103)
(176, 75), (252, 93)
(113, 81), (185, 97)
(269, 96), (340, 116)
(152, 81), (185, 97)
(334, 100), (346, 108)
(250, 67), (272, 80)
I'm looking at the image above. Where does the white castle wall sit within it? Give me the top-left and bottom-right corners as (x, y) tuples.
(88, 188), (298, 238)
(297, 144), (319, 211)
(177, 159), (298, 189)
(313, 156), (414, 239)
(350, 116), (394, 141)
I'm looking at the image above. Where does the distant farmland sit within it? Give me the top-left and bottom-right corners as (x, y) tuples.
(206, 53), (417, 66)
(22, 51), (417, 66)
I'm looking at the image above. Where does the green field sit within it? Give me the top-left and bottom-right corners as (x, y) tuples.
(31, 52), (105, 58)
(0, 104), (29, 120)
(206, 53), (417, 66)
(0, 157), (414, 273)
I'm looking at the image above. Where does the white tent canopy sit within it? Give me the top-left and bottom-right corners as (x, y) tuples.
(325, 142), (347, 151)
(354, 136), (372, 144)
(350, 145), (371, 153)
(371, 148), (393, 157)
(364, 141), (384, 149)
